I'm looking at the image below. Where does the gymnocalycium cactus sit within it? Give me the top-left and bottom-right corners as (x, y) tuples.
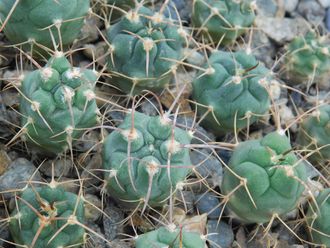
(9, 185), (85, 248)
(306, 188), (330, 247)
(192, 50), (271, 135)
(192, 0), (256, 45)
(106, 6), (186, 94)
(222, 131), (306, 223)
(103, 111), (192, 209)
(0, 0), (90, 51)
(136, 226), (206, 248)
(284, 31), (330, 89)
(20, 53), (98, 154)
(297, 104), (330, 163)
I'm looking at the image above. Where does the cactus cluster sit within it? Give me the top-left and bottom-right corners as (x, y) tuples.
(103, 111), (192, 208)
(106, 6), (186, 94)
(20, 53), (98, 154)
(9, 185), (85, 248)
(192, 50), (271, 135)
(0, 0), (90, 51)
(222, 131), (306, 223)
(192, 0), (256, 45)
(284, 31), (330, 89)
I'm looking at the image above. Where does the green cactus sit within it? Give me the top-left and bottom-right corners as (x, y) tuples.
(306, 188), (330, 247)
(297, 104), (330, 164)
(192, 50), (271, 135)
(0, 0), (89, 51)
(103, 111), (192, 208)
(222, 131), (307, 224)
(192, 0), (256, 45)
(9, 185), (85, 248)
(106, 6), (186, 95)
(284, 31), (330, 88)
(20, 53), (98, 154)
(135, 226), (206, 248)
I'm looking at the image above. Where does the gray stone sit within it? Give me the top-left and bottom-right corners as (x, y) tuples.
(140, 98), (159, 116)
(84, 194), (102, 222)
(195, 192), (222, 219)
(39, 159), (72, 178)
(103, 205), (125, 241)
(0, 158), (41, 199)
(284, 0), (299, 12)
(256, 0), (278, 17)
(298, 0), (325, 25)
(318, 0), (330, 8)
(207, 220), (234, 248)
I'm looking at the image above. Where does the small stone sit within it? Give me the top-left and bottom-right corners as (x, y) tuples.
(39, 159), (72, 177)
(84, 194), (102, 222)
(297, 0), (325, 26)
(326, 8), (330, 31)
(162, 0), (192, 22)
(0, 149), (11, 176)
(85, 223), (107, 248)
(195, 192), (222, 219)
(182, 214), (207, 235)
(103, 204), (125, 241)
(74, 130), (100, 152)
(176, 190), (195, 214)
(207, 220), (234, 248)
(108, 239), (133, 248)
(256, 0), (278, 17)
(139, 98), (159, 116)
(0, 158), (41, 199)
(284, 0), (299, 12)
(318, 0), (330, 8)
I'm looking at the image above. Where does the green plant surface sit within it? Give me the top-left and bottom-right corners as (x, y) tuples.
(103, 111), (192, 208)
(306, 188), (330, 247)
(192, 0), (255, 45)
(20, 53), (98, 154)
(0, 0), (89, 51)
(106, 6), (186, 94)
(192, 50), (271, 135)
(9, 185), (85, 248)
(135, 226), (206, 248)
(222, 131), (307, 224)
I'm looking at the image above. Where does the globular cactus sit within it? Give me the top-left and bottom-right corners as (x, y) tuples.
(106, 6), (186, 95)
(20, 53), (98, 154)
(297, 104), (330, 164)
(135, 225), (206, 248)
(192, 0), (256, 45)
(0, 0), (90, 51)
(103, 111), (192, 209)
(222, 131), (307, 224)
(192, 50), (271, 135)
(9, 185), (85, 248)
(306, 188), (330, 247)
(284, 31), (330, 89)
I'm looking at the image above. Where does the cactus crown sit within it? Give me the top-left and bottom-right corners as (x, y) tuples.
(222, 131), (306, 223)
(9, 185), (85, 248)
(20, 54), (98, 154)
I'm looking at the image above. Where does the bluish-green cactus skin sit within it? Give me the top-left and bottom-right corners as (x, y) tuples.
(306, 188), (330, 247)
(192, 0), (255, 45)
(9, 185), (85, 248)
(20, 54), (98, 154)
(222, 132), (307, 224)
(106, 6), (185, 94)
(103, 111), (192, 208)
(136, 226), (206, 248)
(0, 0), (89, 51)
(192, 50), (271, 135)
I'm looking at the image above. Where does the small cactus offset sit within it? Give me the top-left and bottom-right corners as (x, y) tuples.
(297, 104), (330, 164)
(222, 131), (306, 224)
(192, 0), (256, 45)
(20, 53), (98, 154)
(306, 188), (330, 247)
(0, 0), (90, 51)
(103, 111), (192, 209)
(135, 226), (206, 248)
(106, 6), (186, 95)
(9, 185), (85, 248)
(284, 31), (330, 89)
(192, 50), (271, 135)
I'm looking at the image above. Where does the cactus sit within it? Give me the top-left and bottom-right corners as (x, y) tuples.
(0, 0), (90, 51)
(135, 226), (206, 248)
(20, 53), (98, 154)
(284, 31), (330, 89)
(222, 131), (307, 224)
(106, 6), (186, 95)
(9, 185), (85, 248)
(192, 50), (271, 135)
(192, 0), (256, 45)
(103, 111), (192, 209)
(297, 104), (330, 164)
(306, 188), (330, 247)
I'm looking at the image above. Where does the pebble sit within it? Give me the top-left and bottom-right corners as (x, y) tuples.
(84, 194), (103, 222)
(139, 98), (159, 116)
(74, 130), (100, 152)
(195, 192), (222, 219)
(318, 0), (330, 8)
(0, 149), (11, 176)
(0, 158), (41, 199)
(162, 0), (192, 23)
(284, 0), (299, 13)
(176, 190), (195, 214)
(297, 0), (325, 26)
(39, 159), (73, 178)
(103, 204), (125, 241)
(256, 0), (278, 17)
(326, 8), (330, 30)
(207, 220), (234, 248)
